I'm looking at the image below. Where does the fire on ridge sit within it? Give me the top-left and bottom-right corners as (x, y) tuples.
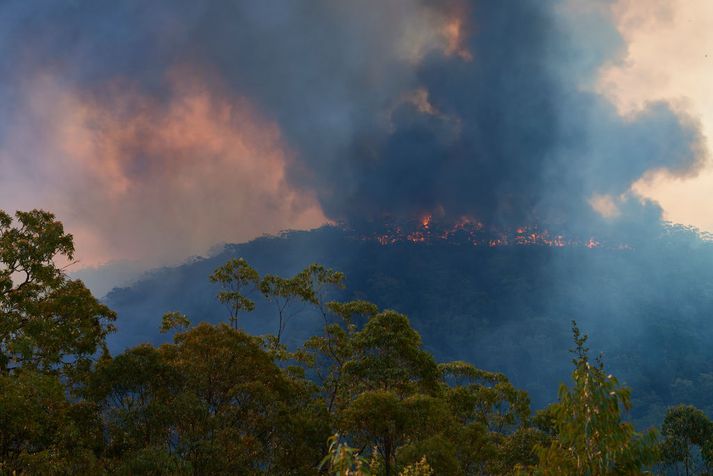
(351, 214), (626, 250)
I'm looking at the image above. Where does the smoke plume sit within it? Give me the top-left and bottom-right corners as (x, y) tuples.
(0, 0), (707, 265)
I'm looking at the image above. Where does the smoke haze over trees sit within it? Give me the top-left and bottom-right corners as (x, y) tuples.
(104, 223), (713, 432)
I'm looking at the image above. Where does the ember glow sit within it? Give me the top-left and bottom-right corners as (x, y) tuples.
(355, 216), (624, 250)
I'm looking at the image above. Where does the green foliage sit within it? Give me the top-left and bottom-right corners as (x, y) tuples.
(259, 273), (311, 344)
(88, 324), (328, 474)
(308, 304), (537, 475)
(0, 209), (114, 473)
(495, 428), (550, 474)
(397, 434), (457, 475)
(339, 390), (409, 475)
(299, 300), (378, 413)
(320, 435), (437, 476)
(344, 310), (440, 396)
(260, 263), (345, 344)
(112, 447), (191, 475)
(334, 310), (444, 475)
(0, 209), (116, 373)
(159, 311), (191, 333)
(299, 263), (346, 322)
(659, 404), (713, 474)
(86, 344), (178, 459)
(210, 257), (259, 329)
(532, 321), (657, 475)
(440, 360), (530, 432)
(399, 457), (434, 476)
(0, 369), (103, 474)
(320, 433), (373, 475)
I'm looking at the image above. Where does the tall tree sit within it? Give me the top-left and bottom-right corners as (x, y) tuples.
(0, 209), (115, 374)
(659, 404), (713, 476)
(210, 258), (259, 330)
(259, 263), (345, 347)
(298, 264), (345, 325)
(300, 300), (379, 413)
(259, 273), (311, 346)
(337, 310), (443, 475)
(439, 360), (534, 474)
(0, 369), (104, 474)
(532, 321), (657, 475)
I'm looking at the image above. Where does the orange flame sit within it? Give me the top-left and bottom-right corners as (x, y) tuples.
(421, 214), (432, 229)
(359, 216), (626, 251)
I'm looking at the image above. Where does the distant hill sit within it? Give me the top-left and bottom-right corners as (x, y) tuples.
(105, 225), (713, 427)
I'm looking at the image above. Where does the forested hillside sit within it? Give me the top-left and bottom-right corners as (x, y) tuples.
(107, 225), (713, 429)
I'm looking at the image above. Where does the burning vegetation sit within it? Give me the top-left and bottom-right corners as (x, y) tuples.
(349, 214), (629, 250)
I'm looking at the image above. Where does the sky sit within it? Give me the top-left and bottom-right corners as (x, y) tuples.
(0, 0), (711, 272)
(601, 0), (713, 231)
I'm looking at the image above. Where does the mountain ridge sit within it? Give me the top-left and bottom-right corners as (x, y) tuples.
(104, 224), (713, 427)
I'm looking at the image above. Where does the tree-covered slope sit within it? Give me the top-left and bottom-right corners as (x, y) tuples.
(106, 225), (713, 426)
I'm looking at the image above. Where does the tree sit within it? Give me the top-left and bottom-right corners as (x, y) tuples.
(260, 263), (345, 347)
(259, 273), (311, 345)
(659, 404), (713, 475)
(320, 434), (435, 476)
(340, 391), (455, 476)
(337, 311), (444, 475)
(300, 300), (379, 413)
(0, 209), (115, 374)
(210, 258), (259, 330)
(1, 217), (686, 475)
(320, 433), (373, 475)
(0, 370), (103, 474)
(167, 323), (329, 473)
(91, 323), (329, 474)
(439, 360), (533, 474)
(343, 310), (441, 397)
(160, 311), (191, 333)
(85, 344), (180, 468)
(298, 264), (345, 325)
(532, 321), (657, 475)
(440, 361), (530, 433)
(399, 457), (434, 476)
(310, 304), (535, 475)
(0, 210), (115, 472)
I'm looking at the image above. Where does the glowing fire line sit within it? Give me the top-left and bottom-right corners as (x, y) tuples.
(357, 216), (629, 250)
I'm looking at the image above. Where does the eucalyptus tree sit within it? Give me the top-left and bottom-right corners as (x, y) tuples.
(210, 258), (260, 330)
(0, 209), (116, 374)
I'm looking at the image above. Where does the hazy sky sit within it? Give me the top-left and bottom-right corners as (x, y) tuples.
(602, 0), (713, 232)
(1, 0), (710, 269)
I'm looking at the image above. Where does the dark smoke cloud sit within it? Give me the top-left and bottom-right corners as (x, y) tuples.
(0, 0), (707, 254)
(331, 1), (706, 231)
